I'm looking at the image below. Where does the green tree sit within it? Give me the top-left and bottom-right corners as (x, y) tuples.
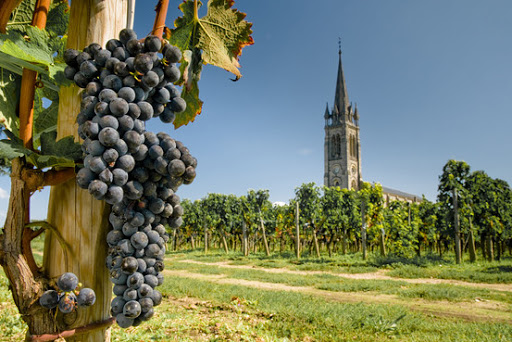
(295, 183), (322, 257)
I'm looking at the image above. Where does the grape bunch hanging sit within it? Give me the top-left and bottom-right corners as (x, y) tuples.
(39, 272), (96, 313)
(64, 28), (197, 328)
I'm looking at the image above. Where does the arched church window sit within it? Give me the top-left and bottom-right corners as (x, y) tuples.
(336, 134), (341, 157)
(331, 136), (336, 158)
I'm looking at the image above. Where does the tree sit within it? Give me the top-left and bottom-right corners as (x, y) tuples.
(294, 183), (322, 257)
(438, 160), (471, 264)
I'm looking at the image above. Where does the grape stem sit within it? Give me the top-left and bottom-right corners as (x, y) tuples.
(152, 0), (169, 39)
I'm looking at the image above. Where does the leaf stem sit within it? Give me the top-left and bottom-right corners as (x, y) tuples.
(0, 0), (23, 33)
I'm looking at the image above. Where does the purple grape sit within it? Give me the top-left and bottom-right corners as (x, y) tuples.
(77, 288), (96, 306)
(39, 290), (59, 309)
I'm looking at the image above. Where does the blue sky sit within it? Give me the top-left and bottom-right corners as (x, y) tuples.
(1, 0), (512, 221)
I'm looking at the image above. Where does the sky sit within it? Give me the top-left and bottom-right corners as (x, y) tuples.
(1, 0), (512, 221)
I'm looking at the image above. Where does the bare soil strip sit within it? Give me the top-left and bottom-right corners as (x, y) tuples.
(178, 259), (512, 292)
(163, 269), (512, 324)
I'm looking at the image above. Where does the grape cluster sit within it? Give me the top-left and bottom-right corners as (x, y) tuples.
(39, 272), (96, 314)
(65, 29), (197, 328)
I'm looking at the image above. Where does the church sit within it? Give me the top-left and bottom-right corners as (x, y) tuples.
(323, 45), (420, 204)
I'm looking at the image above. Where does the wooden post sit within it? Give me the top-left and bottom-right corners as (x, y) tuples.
(295, 202), (300, 260)
(361, 200), (367, 260)
(242, 220), (248, 256)
(468, 217), (477, 263)
(258, 210), (270, 256)
(452, 188), (461, 264)
(44, 1), (128, 341)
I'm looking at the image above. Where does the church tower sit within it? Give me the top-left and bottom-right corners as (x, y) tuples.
(324, 45), (362, 190)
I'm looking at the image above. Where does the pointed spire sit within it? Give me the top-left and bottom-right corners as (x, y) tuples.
(334, 39), (349, 116)
(324, 102), (330, 119)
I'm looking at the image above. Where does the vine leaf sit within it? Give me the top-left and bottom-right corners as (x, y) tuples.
(0, 129), (82, 169)
(168, 0), (253, 128)
(0, 68), (21, 135)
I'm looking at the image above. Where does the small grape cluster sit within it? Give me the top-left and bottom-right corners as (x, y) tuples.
(66, 29), (197, 328)
(39, 272), (96, 314)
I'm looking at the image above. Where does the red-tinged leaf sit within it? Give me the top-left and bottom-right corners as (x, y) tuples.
(174, 77), (203, 129)
(167, 0), (253, 127)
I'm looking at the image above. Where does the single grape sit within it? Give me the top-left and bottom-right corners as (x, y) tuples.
(77, 288), (96, 306)
(99, 88), (118, 103)
(76, 167), (96, 189)
(126, 272), (144, 289)
(159, 108), (175, 123)
(76, 51), (92, 65)
(144, 35), (161, 53)
(134, 54), (153, 74)
(64, 66), (77, 80)
(107, 229), (124, 246)
(106, 38), (123, 52)
(39, 290), (59, 309)
(109, 98), (129, 117)
(73, 72), (89, 88)
(113, 284), (128, 296)
(124, 180), (143, 200)
(118, 87), (136, 103)
(168, 159), (186, 177)
(57, 272), (79, 292)
(141, 71), (159, 88)
(79, 60), (99, 78)
(116, 154), (135, 172)
(144, 274), (159, 289)
(163, 44), (182, 63)
(64, 49), (80, 66)
(130, 231), (149, 250)
(105, 185), (124, 204)
(111, 296), (126, 315)
(117, 115), (134, 133)
(113, 47), (129, 62)
(122, 222), (138, 237)
(121, 256), (138, 275)
(95, 49), (112, 67)
(112, 168), (129, 186)
(114, 139), (129, 156)
(99, 168), (113, 183)
(163, 64), (180, 83)
(169, 97), (186, 113)
(103, 74), (123, 92)
(95, 101), (110, 116)
(116, 313), (134, 328)
(98, 127), (120, 147)
(119, 28), (137, 45)
(88, 179), (108, 200)
(126, 39), (143, 55)
(59, 292), (77, 314)
(123, 287), (138, 301)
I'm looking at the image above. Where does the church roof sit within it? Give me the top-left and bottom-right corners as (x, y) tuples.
(334, 47), (349, 115)
(381, 186), (422, 201)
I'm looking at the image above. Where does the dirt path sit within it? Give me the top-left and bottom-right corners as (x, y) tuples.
(163, 269), (512, 324)
(178, 259), (512, 292)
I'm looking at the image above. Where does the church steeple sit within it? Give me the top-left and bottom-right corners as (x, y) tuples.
(334, 41), (349, 116)
(324, 41), (362, 191)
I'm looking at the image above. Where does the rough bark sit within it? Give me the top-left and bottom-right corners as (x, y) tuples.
(0, 158), (59, 339)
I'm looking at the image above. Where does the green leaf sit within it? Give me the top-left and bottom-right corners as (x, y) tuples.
(6, 0), (36, 32)
(46, 2), (69, 37)
(174, 49), (203, 128)
(0, 68), (21, 135)
(0, 131), (31, 159)
(170, 0), (253, 79)
(33, 87), (59, 142)
(0, 27), (54, 66)
(168, 0), (253, 127)
(38, 131), (82, 168)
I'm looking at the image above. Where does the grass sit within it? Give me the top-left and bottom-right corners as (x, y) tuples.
(158, 274), (512, 342)
(166, 260), (512, 304)
(169, 249), (512, 284)
(1, 244), (511, 341)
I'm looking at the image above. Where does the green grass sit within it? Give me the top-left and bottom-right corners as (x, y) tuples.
(169, 249), (512, 284)
(166, 260), (512, 304)
(159, 274), (512, 342)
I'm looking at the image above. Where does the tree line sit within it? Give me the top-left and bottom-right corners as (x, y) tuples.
(174, 160), (512, 262)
